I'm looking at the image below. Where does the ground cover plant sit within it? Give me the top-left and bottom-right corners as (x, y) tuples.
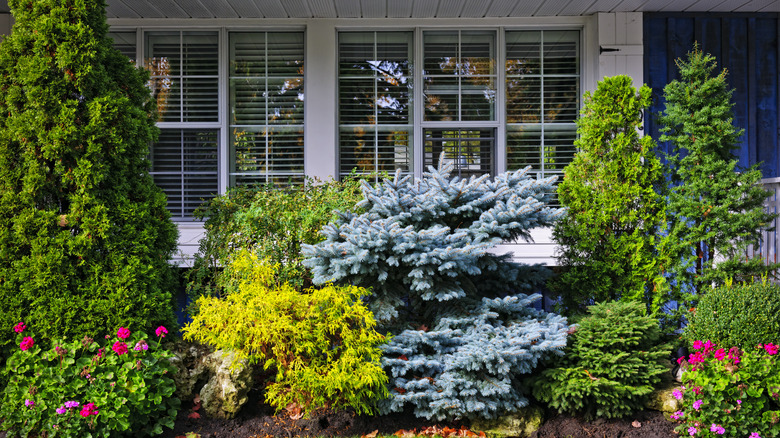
(303, 159), (570, 421)
(1, 324), (179, 437)
(0, 0), (178, 349)
(186, 175), (366, 301)
(532, 300), (671, 420)
(659, 46), (775, 315)
(683, 279), (780, 349)
(551, 75), (670, 317)
(672, 340), (780, 438)
(183, 251), (389, 416)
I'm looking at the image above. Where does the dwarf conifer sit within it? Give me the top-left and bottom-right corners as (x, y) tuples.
(552, 75), (670, 315)
(659, 47), (775, 309)
(0, 0), (178, 347)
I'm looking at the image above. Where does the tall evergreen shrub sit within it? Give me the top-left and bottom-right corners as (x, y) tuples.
(0, 0), (178, 348)
(659, 46), (775, 308)
(303, 159), (570, 421)
(552, 75), (670, 315)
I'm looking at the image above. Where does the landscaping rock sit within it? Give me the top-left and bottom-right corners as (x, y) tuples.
(645, 382), (682, 414)
(199, 350), (254, 419)
(471, 405), (545, 438)
(169, 341), (211, 401)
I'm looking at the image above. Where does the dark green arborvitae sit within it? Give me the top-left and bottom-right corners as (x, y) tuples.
(552, 75), (670, 316)
(0, 0), (178, 348)
(659, 47), (776, 311)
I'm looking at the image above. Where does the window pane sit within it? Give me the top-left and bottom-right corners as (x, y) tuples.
(338, 32), (413, 179)
(150, 129), (219, 220)
(506, 30), (579, 183)
(183, 32), (219, 76)
(424, 129), (494, 178)
(229, 32), (305, 187)
(423, 30), (496, 122)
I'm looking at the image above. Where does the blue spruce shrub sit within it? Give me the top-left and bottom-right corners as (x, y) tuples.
(302, 158), (570, 421)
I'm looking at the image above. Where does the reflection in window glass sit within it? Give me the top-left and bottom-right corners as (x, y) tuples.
(229, 32), (304, 186)
(423, 31), (496, 122)
(109, 31), (136, 64)
(506, 30), (579, 185)
(338, 32), (413, 179)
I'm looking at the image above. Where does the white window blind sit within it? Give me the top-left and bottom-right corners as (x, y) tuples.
(505, 30), (579, 181)
(424, 129), (495, 178)
(338, 32), (413, 179)
(150, 129), (219, 219)
(229, 32), (305, 186)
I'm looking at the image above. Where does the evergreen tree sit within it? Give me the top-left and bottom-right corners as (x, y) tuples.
(659, 46), (775, 308)
(552, 75), (670, 315)
(303, 159), (570, 421)
(0, 0), (178, 348)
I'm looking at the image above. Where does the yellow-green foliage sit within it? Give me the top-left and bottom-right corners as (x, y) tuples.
(183, 252), (389, 415)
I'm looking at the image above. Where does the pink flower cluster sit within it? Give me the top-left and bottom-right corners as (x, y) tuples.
(79, 402), (99, 417)
(14, 322), (26, 333)
(117, 327), (131, 340)
(155, 326), (168, 338)
(112, 341), (128, 356)
(710, 424), (725, 435)
(758, 343), (778, 355)
(20, 336), (34, 351)
(56, 400), (80, 415)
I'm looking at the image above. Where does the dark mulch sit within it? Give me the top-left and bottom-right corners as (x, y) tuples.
(162, 391), (678, 438)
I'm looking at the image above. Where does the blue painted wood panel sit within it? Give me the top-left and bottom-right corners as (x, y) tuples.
(644, 13), (780, 178)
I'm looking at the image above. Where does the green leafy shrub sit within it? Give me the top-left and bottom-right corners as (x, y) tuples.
(551, 75), (670, 317)
(183, 252), (389, 416)
(532, 300), (671, 419)
(186, 175), (367, 299)
(683, 280), (780, 350)
(0, 0), (178, 349)
(1, 324), (179, 437)
(671, 340), (780, 438)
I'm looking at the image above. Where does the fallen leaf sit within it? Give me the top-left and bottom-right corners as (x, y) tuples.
(285, 402), (304, 420)
(361, 430), (379, 438)
(187, 412), (201, 420)
(398, 355), (408, 361)
(632, 420), (641, 428)
(394, 428), (417, 437)
(393, 387), (407, 394)
(193, 394), (201, 404)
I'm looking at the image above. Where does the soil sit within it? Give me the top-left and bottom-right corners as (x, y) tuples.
(161, 394), (679, 438)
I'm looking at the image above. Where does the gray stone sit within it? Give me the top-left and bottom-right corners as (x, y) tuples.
(169, 341), (211, 401)
(645, 382), (683, 414)
(471, 405), (545, 438)
(199, 350), (254, 419)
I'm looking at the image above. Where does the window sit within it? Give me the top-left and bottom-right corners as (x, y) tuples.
(112, 29), (305, 220)
(505, 30), (579, 180)
(230, 32), (305, 186)
(338, 32), (413, 178)
(337, 28), (580, 183)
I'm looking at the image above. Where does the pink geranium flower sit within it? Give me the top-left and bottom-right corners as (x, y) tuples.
(764, 343), (778, 355)
(692, 340), (703, 350)
(112, 341), (128, 356)
(710, 424), (725, 435)
(13, 322), (26, 333)
(116, 327), (131, 340)
(20, 336), (34, 351)
(79, 402), (99, 417)
(155, 326), (168, 338)
(713, 348), (726, 361)
(693, 399), (703, 410)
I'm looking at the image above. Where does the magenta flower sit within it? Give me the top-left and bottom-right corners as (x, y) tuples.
(728, 347), (741, 364)
(20, 336), (34, 351)
(710, 424), (725, 435)
(13, 322), (26, 333)
(56, 406), (67, 414)
(693, 399), (703, 410)
(64, 400), (79, 408)
(692, 340), (703, 350)
(79, 402), (99, 417)
(750, 433), (762, 438)
(116, 327), (131, 340)
(713, 348), (726, 361)
(112, 341), (128, 356)
(673, 389), (683, 400)
(764, 343), (778, 355)
(134, 340), (148, 351)
(24, 399), (34, 408)
(703, 340), (715, 354)
(688, 426), (698, 436)
(670, 411), (684, 420)
(155, 326), (168, 338)
(737, 400), (742, 405)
